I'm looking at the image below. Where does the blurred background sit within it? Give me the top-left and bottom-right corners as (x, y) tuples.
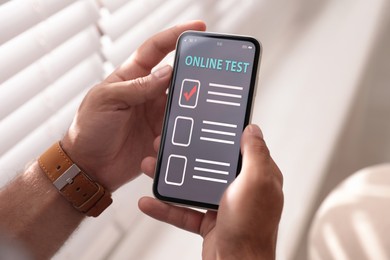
(1, 0), (389, 259)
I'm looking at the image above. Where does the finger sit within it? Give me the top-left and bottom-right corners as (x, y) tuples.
(141, 156), (156, 178)
(240, 125), (283, 185)
(140, 136), (161, 178)
(239, 125), (284, 221)
(106, 20), (206, 82)
(241, 124), (267, 172)
(153, 135), (161, 152)
(138, 197), (205, 235)
(106, 65), (172, 107)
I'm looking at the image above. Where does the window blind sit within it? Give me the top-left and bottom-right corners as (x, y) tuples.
(0, 26), (100, 119)
(0, 0), (74, 45)
(0, 0), (99, 83)
(0, 0), (102, 186)
(100, 0), (195, 66)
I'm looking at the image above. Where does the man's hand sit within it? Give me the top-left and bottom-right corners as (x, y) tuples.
(139, 125), (284, 259)
(62, 21), (206, 191)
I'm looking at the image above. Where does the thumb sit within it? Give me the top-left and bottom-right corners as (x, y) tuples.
(240, 124), (268, 174)
(107, 65), (172, 106)
(238, 124), (283, 186)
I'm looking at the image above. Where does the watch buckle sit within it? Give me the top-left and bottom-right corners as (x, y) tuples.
(53, 164), (80, 190)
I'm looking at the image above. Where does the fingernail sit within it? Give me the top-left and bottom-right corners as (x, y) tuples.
(248, 124), (263, 138)
(153, 65), (172, 78)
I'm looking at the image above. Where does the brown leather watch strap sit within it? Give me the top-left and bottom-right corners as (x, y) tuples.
(38, 142), (112, 217)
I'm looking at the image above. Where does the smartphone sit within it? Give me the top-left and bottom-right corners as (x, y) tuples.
(153, 31), (261, 209)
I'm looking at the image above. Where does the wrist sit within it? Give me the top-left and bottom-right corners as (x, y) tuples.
(61, 133), (99, 186)
(22, 162), (85, 219)
(215, 240), (275, 260)
(61, 132), (115, 192)
(0, 162), (84, 259)
(38, 141), (113, 217)
(61, 128), (128, 192)
(216, 250), (274, 260)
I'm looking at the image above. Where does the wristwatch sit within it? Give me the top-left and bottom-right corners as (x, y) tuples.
(38, 142), (112, 217)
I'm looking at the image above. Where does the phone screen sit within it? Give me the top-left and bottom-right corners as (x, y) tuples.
(154, 31), (261, 209)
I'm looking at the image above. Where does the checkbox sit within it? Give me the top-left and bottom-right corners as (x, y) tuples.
(165, 154), (187, 186)
(172, 116), (194, 147)
(179, 79), (200, 108)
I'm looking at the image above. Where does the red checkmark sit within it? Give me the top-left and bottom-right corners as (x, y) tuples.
(183, 85), (197, 101)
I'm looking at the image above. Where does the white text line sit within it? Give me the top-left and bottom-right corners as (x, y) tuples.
(193, 175), (228, 183)
(209, 83), (243, 90)
(203, 120), (237, 128)
(195, 158), (230, 167)
(194, 167), (229, 175)
(208, 91), (242, 99)
(207, 99), (241, 106)
(200, 137), (234, 145)
(201, 128), (236, 136)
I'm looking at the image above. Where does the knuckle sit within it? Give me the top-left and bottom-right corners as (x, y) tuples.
(181, 211), (191, 228)
(132, 76), (149, 91)
(86, 83), (102, 97)
(95, 84), (115, 102)
(131, 77), (151, 101)
(274, 165), (284, 187)
(256, 177), (284, 210)
(83, 83), (106, 103)
(249, 137), (271, 161)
